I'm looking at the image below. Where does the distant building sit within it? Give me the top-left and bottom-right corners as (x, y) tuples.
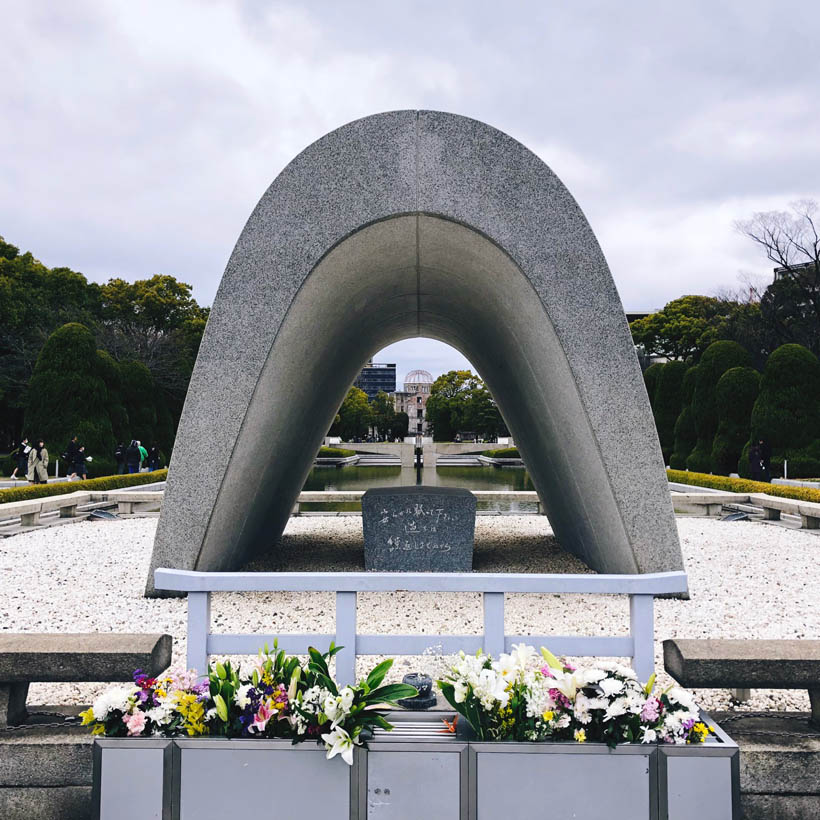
(353, 359), (396, 400)
(392, 369), (434, 435)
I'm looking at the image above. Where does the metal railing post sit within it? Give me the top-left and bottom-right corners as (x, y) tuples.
(335, 591), (357, 686)
(187, 591), (210, 679)
(629, 594), (654, 682)
(483, 592), (505, 657)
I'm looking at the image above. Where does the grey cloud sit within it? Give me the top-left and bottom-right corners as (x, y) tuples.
(1, 0), (818, 375)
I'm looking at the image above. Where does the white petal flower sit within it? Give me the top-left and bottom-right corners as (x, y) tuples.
(640, 727), (658, 744)
(322, 726), (356, 765)
(598, 677), (625, 697)
(339, 687), (355, 713)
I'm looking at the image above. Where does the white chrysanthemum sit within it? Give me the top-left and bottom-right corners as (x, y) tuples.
(92, 686), (136, 721)
(666, 687), (697, 710)
(146, 704), (173, 726)
(603, 698), (628, 722)
(582, 668), (606, 684)
(598, 677), (625, 697)
(573, 693), (593, 725)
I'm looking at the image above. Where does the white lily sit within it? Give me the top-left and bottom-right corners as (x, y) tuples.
(322, 725), (356, 765)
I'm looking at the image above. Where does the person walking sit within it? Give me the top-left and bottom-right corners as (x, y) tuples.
(26, 440), (48, 484)
(758, 438), (772, 483)
(137, 440), (148, 471)
(64, 435), (80, 480)
(749, 442), (761, 482)
(73, 445), (89, 481)
(9, 437), (30, 480)
(114, 442), (125, 474)
(125, 440), (141, 474)
(147, 443), (160, 472)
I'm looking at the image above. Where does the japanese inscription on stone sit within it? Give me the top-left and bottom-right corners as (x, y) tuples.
(361, 486), (476, 572)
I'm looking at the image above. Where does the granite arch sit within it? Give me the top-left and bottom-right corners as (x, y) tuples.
(147, 110), (683, 594)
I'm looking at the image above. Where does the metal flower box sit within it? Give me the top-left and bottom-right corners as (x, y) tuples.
(93, 712), (738, 820)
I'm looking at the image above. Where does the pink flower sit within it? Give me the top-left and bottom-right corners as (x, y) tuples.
(123, 711), (146, 736)
(540, 665), (554, 678)
(251, 702), (274, 734)
(641, 697), (660, 722)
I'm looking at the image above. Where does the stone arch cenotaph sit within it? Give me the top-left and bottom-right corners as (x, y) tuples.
(146, 110), (683, 595)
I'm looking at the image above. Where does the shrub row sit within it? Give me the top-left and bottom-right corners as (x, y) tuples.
(317, 447), (356, 458)
(0, 469), (168, 505)
(482, 447), (521, 459)
(667, 469), (820, 504)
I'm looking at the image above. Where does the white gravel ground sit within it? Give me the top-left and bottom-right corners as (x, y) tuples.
(0, 514), (816, 713)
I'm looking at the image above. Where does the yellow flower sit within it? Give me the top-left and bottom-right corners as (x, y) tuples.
(91, 724), (106, 736)
(79, 708), (96, 726)
(574, 729), (586, 743)
(692, 722), (711, 743)
(542, 710), (554, 722)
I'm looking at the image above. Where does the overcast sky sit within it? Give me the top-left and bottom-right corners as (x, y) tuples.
(3, 0), (818, 380)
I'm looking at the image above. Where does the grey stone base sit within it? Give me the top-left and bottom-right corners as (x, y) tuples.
(0, 683), (29, 727)
(0, 786), (91, 820)
(741, 794), (820, 819)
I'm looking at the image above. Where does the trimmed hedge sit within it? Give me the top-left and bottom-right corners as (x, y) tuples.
(0, 469), (168, 505)
(667, 468), (820, 504)
(482, 447), (521, 458)
(711, 366), (760, 475)
(670, 365), (699, 469)
(686, 341), (750, 473)
(642, 363), (664, 411)
(653, 361), (688, 464)
(317, 447), (355, 458)
(739, 344), (820, 479)
(24, 323), (117, 477)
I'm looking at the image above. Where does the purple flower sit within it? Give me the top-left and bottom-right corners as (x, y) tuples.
(549, 688), (571, 709)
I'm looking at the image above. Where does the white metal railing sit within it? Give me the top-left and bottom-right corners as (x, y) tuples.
(153, 569), (689, 685)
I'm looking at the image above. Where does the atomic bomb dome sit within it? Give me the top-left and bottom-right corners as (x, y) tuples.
(404, 369), (433, 385)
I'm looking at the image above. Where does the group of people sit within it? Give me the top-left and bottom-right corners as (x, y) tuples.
(8, 435), (161, 483)
(9, 438), (49, 484)
(114, 440), (161, 474)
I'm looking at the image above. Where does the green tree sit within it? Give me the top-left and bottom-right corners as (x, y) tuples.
(464, 381), (508, 440)
(98, 275), (208, 427)
(740, 344), (820, 478)
(630, 296), (735, 361)
(96, 349), (129, 443)
(711, 367), (760, 475)
(686, 341), (750, 472)
(642, 363), (664, 411)
(425, 370), (475, 441)
(652, 361), (688, 464)
(333, 387), (372, 441)
(669, 366), (699, 469)
(391, 411), (409, 441)
(119, 360), (158, 445)
(23, 323), (116, 475)
(0, 237), (101, 442)
(369, 391), (396, 440)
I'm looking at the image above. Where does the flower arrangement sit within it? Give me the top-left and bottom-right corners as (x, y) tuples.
(81, 643), (418, 765)
(437, 644), (714, 747)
